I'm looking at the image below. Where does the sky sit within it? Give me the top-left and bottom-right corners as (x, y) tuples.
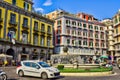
(33, 0), (120, 20)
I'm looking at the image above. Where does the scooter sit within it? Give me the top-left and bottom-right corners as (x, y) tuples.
(0, 70), (7, 80)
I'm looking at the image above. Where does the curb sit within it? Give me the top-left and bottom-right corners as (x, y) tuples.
(60, 71), (113, 76)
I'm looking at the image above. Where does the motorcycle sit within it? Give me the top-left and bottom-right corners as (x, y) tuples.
(0, 70), (7, 80)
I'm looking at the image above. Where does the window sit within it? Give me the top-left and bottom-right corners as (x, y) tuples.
(95, 34), (98, 38)
(12, 0), (16, 5)
(95, 43), (99, 47)
(47, 26), (51, 33)
(83, 40), (87, 45)
(57, 37), (60, 44)
(101, 43), (104, 47)
(7, 30), (16, 41)
(83, 31), (87, 36)
(116, 28), (118, 34)
(47, 37), (51, 46)
(72, 40), (74, 45)
(79, 40), (81, 45)
(67, 39), (70, 45)
(83, 24), (86, 28)
(66, 29), (70, 34)
(72, 30), (74, 35)
(23, 18), (28, 27)
(23, 62), (31, 67)
(57, 29), (61, 34)
(114, 18), (118, 24)
(10, 13), (16, 23)
(89, 32), (93, 37)
(89, 25), (93, 29)
(95, 26), (98, 30)
(0, 28), (1, 38)
(57, 20), (61, 25)
(33, 35), (38, 45)
(34, 21), (38, 30)
(78, 31), (81, 35)
(66, 20), (70, 25)
(100, 34), (104, 39)
(24, 2), (29, 10)
(100, 27), (103, 31)
(78, 22), (82, 27)
(89, 42), (93, 46)
(31, 63), (39, 68)
(72, 21), (76, 26)
(40, 36), (44, 46)
(0, 9), (1, 18)
(22, 33), (28, 44)
(41, 24), (45, 31)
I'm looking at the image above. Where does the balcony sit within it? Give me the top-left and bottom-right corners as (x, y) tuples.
(9, 20), (17, 26)
(22, 24), (29, 29)
(0, 18), (3, 23)
(40, 29), (46, 33)
(47, 31), (52, 35)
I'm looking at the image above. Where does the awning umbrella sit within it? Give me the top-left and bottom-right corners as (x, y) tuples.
(100, 55), (108, 59)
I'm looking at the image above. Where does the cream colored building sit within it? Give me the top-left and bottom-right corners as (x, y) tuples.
(102, 19), (115, 61)
(113, 10), (120, 57)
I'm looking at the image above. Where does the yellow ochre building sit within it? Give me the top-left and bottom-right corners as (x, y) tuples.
(0, 0), (54, 61)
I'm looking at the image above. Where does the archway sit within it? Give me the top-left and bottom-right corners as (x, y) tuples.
(6, 48), (15, 59)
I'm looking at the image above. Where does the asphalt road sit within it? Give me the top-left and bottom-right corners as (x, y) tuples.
(0, 66), (120, 80)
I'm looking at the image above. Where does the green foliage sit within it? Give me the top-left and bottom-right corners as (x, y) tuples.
(57, 65), (64, 70)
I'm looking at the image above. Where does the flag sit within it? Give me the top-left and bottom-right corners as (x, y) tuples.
(7, 32), (11, 38)
(12, 38), (15, 44)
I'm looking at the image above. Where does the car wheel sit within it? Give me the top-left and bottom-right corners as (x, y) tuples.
(41, 72), (48, 79)
(18, 70), (24, 77)
(1, 74), (7, 80)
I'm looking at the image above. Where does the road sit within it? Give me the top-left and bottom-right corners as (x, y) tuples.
(0, 66), (120, 80)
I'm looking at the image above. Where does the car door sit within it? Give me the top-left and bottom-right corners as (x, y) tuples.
(30, 62), (41, 77)
(22, 62), (33, 76)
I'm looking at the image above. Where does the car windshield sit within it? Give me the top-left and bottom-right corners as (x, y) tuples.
(38, 62), (50, 68)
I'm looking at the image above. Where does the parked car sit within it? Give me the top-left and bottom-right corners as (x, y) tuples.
(16, 60), (60, 79)
(0, 70), (7, 80)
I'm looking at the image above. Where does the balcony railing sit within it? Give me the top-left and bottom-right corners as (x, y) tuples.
(22, 24), (29, 29)
(9, 20), (17, 26)
(47, 31), (52, 35)
(40, 29), (46, 33)
(34, 27), (39, 32)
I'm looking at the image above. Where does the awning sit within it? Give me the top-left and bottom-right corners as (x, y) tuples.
(0, 54), (13, 58)
(100, 55), (108, 59)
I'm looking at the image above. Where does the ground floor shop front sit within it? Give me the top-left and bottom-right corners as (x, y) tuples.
(0, 40), (53, 62)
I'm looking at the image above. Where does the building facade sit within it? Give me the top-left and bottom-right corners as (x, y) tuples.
(113, 10), (120, 57)
(0, 0), (54, 61)
(102, 19), (115, 61)
(46, 9), (107, 56)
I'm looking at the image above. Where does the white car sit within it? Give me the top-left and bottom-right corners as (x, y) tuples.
(16, 60), (60, 79)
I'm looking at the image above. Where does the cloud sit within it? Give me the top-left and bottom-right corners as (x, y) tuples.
(35, 8), (44, 13)
(43, 0), (52, 6)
